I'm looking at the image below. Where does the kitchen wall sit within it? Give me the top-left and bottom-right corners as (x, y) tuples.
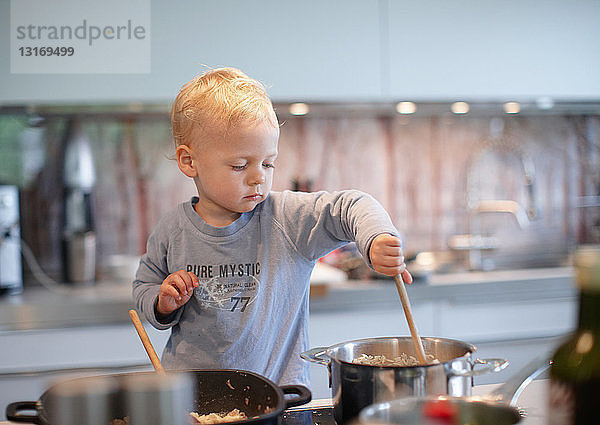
(2, 108), (598, 283)
(277, 111), (598, 263)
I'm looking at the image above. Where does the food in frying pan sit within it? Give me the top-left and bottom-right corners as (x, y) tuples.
(189, 409), (247, 424)
(353, 353), (440, 366)
(109, 409), (248, 425)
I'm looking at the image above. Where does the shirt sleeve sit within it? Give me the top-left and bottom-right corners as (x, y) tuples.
(132, 221), (184, 330)
(273, 190), (400, 265)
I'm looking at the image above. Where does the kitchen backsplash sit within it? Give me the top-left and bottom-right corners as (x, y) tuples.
(1, 109), (598, 282)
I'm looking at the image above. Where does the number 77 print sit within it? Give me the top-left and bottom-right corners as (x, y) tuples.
(230, 297), (251, 312)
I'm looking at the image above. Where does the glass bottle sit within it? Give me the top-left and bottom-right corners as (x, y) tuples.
(549, 245), (600, 424)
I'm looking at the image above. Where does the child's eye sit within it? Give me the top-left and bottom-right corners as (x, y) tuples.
(231, 164), (247, 171)
(263, 162), (275, 169)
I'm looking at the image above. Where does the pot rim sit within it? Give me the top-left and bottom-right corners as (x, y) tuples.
(324, 336), (478, 368)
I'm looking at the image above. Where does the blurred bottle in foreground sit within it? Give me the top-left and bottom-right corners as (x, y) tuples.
(549, 245), (600, 424)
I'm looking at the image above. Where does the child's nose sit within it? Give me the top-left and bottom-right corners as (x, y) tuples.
(249, 168), (266, 186)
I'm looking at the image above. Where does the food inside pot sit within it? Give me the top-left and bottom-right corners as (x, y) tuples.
(353, 353), (440, 366)
(189, 409), (248, 424)
(110, 409), (249, 425)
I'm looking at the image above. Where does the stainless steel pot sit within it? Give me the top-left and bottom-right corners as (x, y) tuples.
(301, 337), (508, 424)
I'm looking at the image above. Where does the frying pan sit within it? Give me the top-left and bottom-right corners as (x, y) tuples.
(6, 369), (311, 425)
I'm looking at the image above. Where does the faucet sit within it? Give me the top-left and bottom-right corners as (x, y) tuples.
(469, 200), (531, 229)
(450, 131), (539, 271)
(462, 199), (533, 270)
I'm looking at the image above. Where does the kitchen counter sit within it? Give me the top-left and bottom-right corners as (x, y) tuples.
(309, 266), (575, 313)
(0, 267), (576, 332)
(0, 280), (135, 331)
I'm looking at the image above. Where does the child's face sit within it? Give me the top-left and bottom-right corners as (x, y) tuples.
(183, 120), (279, 226)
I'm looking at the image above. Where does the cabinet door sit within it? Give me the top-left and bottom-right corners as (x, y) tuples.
(0, 325), (169, 372)
(162, 0), (384, 101)
(436, 298), (576, 342)
(386, 0), (600, 100)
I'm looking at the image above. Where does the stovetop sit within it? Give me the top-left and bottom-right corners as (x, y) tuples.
(281, 407), (335, 425)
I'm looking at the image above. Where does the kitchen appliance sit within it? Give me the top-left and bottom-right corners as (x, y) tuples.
(6, 369), (311, 425)
(61, 120), (96, 283)
(302, 336), (508, 424)
(0, 185), (22, 295)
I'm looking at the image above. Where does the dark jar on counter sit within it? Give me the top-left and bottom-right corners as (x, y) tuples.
(549, 245), (600, 425)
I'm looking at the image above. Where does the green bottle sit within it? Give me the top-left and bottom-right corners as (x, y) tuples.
(549, 245), (600, 424)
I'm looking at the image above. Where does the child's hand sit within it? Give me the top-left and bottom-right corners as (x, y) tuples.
(369, 234), (413, 284)
(157, 270), (199, 316)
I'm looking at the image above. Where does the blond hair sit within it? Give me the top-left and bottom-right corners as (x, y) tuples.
(171, 67), (278, 146)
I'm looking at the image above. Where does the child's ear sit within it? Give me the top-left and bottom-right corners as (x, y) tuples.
(176, 144), (198, 178)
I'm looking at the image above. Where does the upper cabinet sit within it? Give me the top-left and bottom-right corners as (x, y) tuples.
(181, 0), (384, 102)
(386, 0), (600, 101)
(1, 0), (599, 104)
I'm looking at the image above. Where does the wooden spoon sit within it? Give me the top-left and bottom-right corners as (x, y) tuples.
(393, 275), (427, 364)
(129, 309), (166, 375)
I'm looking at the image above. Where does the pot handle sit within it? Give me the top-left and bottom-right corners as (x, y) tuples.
(280, 384), (312, 409)
(5, 401), (41, 424)
(450, 358), (509, 377)
(300, 347), (329, 366)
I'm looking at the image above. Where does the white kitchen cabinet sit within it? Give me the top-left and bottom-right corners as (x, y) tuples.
(309, 302), (437, 347)
(0, 325), (169, 373)
(437, 297), (576, 342)
(386, 0), (600, 100)
(171, 0), (384, 102)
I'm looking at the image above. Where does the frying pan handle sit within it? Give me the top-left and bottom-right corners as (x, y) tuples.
(280, 384), (312, 409)
(300, 347), (329, 366)
(450, 358), (509, 377)
(5, 401), (41, 424)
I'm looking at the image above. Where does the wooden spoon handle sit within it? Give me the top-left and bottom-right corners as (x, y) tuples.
(129, 309), (165, 374)
(393, 275), (427, 364)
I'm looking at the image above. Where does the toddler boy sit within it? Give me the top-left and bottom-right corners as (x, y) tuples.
(133, 67), (412, 386)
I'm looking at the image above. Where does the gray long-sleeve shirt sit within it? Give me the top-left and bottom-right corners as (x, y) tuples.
(133, 190), (399, 386)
